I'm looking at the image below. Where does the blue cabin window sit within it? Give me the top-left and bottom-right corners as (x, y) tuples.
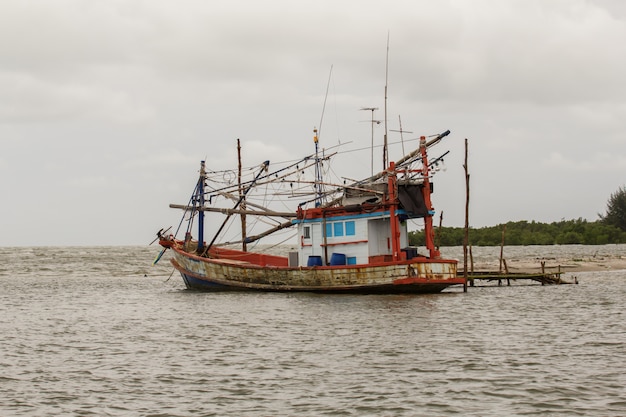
(347, 256), (357, 265)
(324, 221), (356, 238)
(345, 221), (355, 236)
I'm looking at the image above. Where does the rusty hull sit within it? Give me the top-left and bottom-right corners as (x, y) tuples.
(170, 247), (463, 293)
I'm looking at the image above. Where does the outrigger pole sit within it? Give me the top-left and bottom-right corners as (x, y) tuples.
(353, 129), (451, 186)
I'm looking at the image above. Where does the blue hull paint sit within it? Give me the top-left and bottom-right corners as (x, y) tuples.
(181, 273), (253, 292)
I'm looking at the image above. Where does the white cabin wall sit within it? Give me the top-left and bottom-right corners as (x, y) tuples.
(297, 215), (381, 266)
(400, 221), (408, 248)
(322, 218), (368, 265)
(297, 223), (318, 266)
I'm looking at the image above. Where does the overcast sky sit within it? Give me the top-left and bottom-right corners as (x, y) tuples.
(1, 0), (625, 246)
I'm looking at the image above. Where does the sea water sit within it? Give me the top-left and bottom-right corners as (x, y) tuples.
(0, 245), (624, 416)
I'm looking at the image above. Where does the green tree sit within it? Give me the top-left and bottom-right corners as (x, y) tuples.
(599, 186), (626, 231)
(556, 231), (583, 245)
(408, 218), (626, 246)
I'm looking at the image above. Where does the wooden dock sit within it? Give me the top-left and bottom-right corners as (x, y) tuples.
(460, 270), (576, 286)
(458, 250), (578, 286)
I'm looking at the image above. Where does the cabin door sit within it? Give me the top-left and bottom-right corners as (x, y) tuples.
(367, 218), (391, 256)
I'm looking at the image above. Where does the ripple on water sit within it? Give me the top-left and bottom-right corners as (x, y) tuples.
(0, 247), (625, 416)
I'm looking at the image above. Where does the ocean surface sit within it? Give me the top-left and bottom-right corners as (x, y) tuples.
(1, 245), (624, 416)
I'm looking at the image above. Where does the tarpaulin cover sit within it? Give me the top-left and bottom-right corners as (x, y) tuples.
(397, 185), (428, 217)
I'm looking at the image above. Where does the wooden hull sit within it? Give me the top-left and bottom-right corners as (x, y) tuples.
(169, 247), (464, 294)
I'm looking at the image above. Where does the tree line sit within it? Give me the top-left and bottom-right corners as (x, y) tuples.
(409, 186), (626, 246)
(409, 218), (626, 247)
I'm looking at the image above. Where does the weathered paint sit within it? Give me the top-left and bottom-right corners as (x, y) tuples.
(170, 246), (463, 293)
(161, 135), (461, 294)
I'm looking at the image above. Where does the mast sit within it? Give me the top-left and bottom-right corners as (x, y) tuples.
(196, 160), (206, 254)
(387, 161), (401, 261)
(237, 139), (247, 252)
(419, 136), (440, 259)
(313, 128), (324, 207)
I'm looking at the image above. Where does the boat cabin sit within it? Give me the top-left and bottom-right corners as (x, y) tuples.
(293, 181), (431, 267)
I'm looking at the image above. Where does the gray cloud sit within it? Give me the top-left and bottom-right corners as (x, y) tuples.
(1, 0), (624, 245)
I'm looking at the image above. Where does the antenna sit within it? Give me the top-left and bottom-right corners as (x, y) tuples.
(360, 107), (379, 176)
(383, 31), (390, 170)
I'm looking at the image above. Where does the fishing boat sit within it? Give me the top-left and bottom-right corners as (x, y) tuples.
(155, 129), (465, 293)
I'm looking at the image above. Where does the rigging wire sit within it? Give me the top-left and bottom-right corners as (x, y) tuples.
(200, 128), (442, 175)
(317, 64), (333, 141)
(173, 175), (204, 240)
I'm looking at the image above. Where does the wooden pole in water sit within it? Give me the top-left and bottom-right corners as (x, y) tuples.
(469, 244), (475, 286)
(436, 210), (443, 251)
(463, 138), (470, 292)
(499, 224), (506, 274)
